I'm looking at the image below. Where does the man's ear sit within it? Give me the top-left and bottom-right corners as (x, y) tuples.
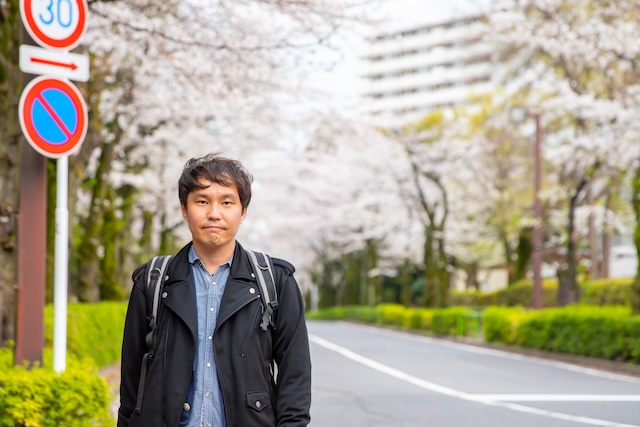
(181, 204), (188, 221)
(240, 208), (247, 223)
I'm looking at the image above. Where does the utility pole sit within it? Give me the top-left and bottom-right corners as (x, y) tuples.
(532, 112), (543, 310)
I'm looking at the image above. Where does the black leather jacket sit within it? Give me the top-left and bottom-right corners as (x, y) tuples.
(118, 241), (311, 427)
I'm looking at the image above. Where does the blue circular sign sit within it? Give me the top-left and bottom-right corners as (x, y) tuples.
(19, 76), (87, 158)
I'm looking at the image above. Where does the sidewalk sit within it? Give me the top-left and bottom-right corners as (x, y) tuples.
(99, 363), (121, 420)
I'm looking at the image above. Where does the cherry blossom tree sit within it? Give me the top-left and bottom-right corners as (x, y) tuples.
(488, 0), (640, 306)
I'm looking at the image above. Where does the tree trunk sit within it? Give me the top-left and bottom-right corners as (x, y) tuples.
(423, 227), (436, 307)
(513, 227), (532, 284)
(631, 169), (640, 315)
(437, 231), (449, 307)
(558, 179), (587, 306)
(587, 185), (599, 279)
(75, 142), (115, 302)
(500, 230), (516, 284)
(600, 194), (612, 279)
(0, 12), (22, 343)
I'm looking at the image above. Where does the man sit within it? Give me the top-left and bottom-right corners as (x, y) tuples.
(118, 154), (312, 427)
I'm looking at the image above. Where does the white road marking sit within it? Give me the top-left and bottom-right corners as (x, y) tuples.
(309, 334), (640, 427)
(475, 394), (640, 402)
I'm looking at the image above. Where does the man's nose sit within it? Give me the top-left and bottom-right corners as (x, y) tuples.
(207, 204), (221, 219)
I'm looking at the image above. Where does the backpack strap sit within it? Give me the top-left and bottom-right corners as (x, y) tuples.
(134, 255), (172, 414)
(247, 250), (279, 331)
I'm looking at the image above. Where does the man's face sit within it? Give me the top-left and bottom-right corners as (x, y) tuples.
(181, 178), (246, 254)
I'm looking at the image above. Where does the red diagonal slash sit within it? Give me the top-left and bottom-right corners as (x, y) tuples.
(31, 57), (78, 71)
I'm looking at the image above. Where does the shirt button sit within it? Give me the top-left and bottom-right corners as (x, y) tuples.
(207, 362), (211, 367)
(209, 307), (214, 312)
(208, 336), (212, 340)
(212, 281), (216, 285)
(205, 391), (210, 397)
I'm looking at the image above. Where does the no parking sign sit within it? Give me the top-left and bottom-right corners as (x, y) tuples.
(19, 76), (88, 158)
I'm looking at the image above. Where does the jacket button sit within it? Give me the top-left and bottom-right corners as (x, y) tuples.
(256, 400), (261, 409)
(162, 292), (168, 298)
(251, 273), (255, 278)
(249, 288), (256, 294)
(183, 403), (191, 411)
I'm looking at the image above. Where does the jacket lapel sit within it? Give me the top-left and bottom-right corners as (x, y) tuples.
(216, 242), (261, 328)
(160, 243), (198, 341)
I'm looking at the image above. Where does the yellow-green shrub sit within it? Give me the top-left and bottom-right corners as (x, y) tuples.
(516, 306), (638, 361)
(376, 304), (407, 327)
(44, 302), (128, 368)
(431, 307), (476, 336)
(402, 308), (433, 330)
(580, 278), (633, 306)
(482, 306), (529, 344)
(0, 366), (111, 427)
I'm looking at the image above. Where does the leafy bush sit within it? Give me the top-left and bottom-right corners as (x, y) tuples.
(343, 305), (379, 323)
(451, 278), (634, 308)
(0, 366), (111, 427)
(431, 307), (477, 336)
(482, 306), (528, 344)
(625, 316), (640, 363)
(517, 306), (637, 361)
(450, 279), (557, 308)
(44, 302), (128, 369)
(580, 278), (632, 306)
(402, 308), (434, 330)
(376, 304), (407, 327)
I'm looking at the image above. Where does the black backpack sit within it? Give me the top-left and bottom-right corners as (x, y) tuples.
(133, 250), (279, 413)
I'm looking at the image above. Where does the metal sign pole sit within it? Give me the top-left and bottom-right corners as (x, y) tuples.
(53, 155), (69, 373)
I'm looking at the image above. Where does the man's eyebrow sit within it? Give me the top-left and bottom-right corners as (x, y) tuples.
(220, 192), (239, 199)
(191, 190), (211, 198)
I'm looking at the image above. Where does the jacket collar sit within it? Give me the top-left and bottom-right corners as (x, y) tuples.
(163, 240), (261, 332)
(168, 240), (255, 282)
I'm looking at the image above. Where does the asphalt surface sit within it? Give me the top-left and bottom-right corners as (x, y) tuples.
(308, 321), (640, 427)
(104, 320), (640, 426)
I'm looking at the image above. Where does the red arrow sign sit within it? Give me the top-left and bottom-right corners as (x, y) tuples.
(19, 45), (89, 82)
(31, 57), (79, 71)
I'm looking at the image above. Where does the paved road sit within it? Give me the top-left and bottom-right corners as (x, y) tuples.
(308, 321), (640, 427)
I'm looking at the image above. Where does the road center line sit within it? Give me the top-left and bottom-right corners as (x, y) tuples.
(309, 334), (640, 427)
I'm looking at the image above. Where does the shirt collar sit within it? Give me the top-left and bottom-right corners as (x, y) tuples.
(188, 245), (233, 268)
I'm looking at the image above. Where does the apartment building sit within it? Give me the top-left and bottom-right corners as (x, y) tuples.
(359, 13), (500, 130)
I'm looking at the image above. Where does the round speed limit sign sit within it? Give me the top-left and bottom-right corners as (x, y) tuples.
(20, 0), (88, 50)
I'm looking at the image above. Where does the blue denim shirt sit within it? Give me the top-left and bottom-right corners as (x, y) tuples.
(183, 246), (231, 427)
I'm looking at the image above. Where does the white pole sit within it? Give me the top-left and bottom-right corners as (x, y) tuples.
(53, 156), (69, 373)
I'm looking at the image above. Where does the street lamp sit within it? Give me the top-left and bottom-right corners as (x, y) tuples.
(510, 107), (544, 310)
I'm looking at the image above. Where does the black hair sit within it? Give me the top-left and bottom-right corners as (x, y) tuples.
(178, 153), (253, 210)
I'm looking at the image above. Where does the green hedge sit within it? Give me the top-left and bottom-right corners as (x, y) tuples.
(482, 306), (528, 345)
(450, 278), (634, 308)
(0, 366), (111, 427)
(580, 278), (633, 306)
(307, 305), (478, 337)
(0, 301), (128, 426)
(44, 302), (128, 368)
(483, 305), (640, 363)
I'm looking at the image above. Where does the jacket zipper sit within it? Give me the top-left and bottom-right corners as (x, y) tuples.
(239, 305), (263, 358)
(215, 294), (261, 425)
